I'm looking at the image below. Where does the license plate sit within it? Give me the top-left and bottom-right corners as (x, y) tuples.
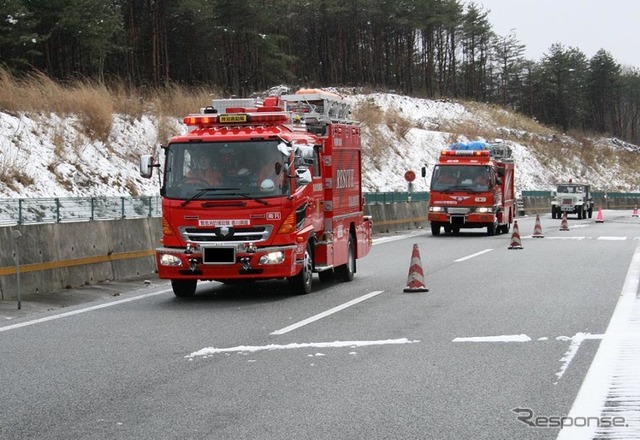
(202, 247), (235, 264)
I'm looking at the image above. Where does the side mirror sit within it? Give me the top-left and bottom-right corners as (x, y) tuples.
(296, 168), (312, 185)
(421, 167), (427, 178)
(140, 155), (155, 178)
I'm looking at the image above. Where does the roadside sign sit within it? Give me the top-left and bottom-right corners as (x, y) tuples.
(404, 170), (416, 182)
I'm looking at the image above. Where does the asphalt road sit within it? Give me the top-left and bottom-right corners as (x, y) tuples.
(1, 211), (639, 440)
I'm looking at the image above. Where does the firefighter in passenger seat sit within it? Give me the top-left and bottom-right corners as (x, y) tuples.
(474, 169), (490, 187)
(185, 151), (222, 185)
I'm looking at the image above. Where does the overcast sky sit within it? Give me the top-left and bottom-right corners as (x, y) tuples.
(467, 0), (640, 69)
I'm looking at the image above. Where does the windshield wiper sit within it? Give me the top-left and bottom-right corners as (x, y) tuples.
(181, 188), (269, 207)
(180, 186), (238, 207)
(229, 192), (270, 205)
(442, 185), (472, 192)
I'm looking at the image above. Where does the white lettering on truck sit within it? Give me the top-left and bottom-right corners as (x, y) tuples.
(336, 169), (355, 189)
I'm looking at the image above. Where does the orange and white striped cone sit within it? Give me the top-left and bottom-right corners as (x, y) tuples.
(596, 207), (605, 223)
(508, 220), (523, 249)
(559, 212), (570, 231)
(532, 214), (544, 238)
(403, 243), (429, 292)
(632, 206), (638, 217)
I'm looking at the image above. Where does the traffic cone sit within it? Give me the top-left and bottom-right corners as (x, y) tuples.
(532, 214), (544, 238)
(596, 207), (605, 223)
(559, 212), (570, 231)
(403, 243), (429, 292)
(508, 220), (523, 249)
(632, 206), (638, 217)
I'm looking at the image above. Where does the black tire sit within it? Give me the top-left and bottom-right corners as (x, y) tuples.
(289, 243), (313, 295)
(588, 207), (593, 218)
(431, 223), (440, 236)
(487, 222), (496, 236)
(335, 233), (356, 282)
(172, 279), (197, 297)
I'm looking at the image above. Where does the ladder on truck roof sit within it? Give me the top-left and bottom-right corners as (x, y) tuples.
(280, 90), (352, 123)
(488, 143), (513, 161)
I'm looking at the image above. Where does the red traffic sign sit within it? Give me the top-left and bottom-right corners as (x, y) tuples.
(404, 170), (416, 182)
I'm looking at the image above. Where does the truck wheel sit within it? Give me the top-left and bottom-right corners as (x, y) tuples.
(431, 223), (440, 236)
(289, 243), (313, 295)
(487, 222), (496, 236)
(551, 209), (556, 219)
(588, 207), (593, 218)
(335, 233), (355, 282)
(171, 279), (197, 297)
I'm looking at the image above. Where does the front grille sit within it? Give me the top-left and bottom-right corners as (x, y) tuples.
(180, 225), (272, 243)
(448, 207), (470, 214)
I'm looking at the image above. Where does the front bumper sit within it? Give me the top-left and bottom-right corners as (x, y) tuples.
(155, 243), (300, 281)
(428, 211), (497, 227)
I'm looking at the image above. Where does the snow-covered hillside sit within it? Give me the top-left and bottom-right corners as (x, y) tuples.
(1, 92), (638, 199)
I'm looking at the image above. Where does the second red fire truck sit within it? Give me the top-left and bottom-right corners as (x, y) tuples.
(425, 141), (515, 236)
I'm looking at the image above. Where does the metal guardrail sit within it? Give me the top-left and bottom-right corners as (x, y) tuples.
(3, 191), (640, 226)
(365, 192), (429, 204)
(0, 196), (162, 226)
(1, 193), (427, 226)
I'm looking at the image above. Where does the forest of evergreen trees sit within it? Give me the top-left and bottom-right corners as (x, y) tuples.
(2, 0), (640, 144)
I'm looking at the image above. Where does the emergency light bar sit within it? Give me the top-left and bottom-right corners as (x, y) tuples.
(183, 113), (289, 127)
(441, 150), (490, 157)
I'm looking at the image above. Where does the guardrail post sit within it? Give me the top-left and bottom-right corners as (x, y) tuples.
(121, 197), (125, 219)
(12, 229), (22, 309)
(18, 199), (23, 225)
(90, 197), (95, 221)
(55, 198), (60, 222)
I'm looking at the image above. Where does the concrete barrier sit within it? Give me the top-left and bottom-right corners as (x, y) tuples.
(0, 218), (161, 300)
(0, 203), (430, 300)
(519, 194), (640, 215)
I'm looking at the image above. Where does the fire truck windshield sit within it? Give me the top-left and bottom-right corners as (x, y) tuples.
(431, 165), (491, 192)
(164, 141), (289, 200)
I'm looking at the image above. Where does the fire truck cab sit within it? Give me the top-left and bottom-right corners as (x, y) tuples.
(426, 141), (515, 236)
(140, 90), (372, 297)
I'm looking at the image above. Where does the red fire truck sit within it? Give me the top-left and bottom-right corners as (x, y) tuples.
(425, 141), (515, 236)
(140, 90), (372, 296)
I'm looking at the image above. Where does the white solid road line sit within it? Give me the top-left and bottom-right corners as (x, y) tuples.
(556, 243), (640, 440)
(0, 288), (173, 333)
(270, 290), (385, 335)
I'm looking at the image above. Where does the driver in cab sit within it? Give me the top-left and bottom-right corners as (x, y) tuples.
(185, 151), (222, 186)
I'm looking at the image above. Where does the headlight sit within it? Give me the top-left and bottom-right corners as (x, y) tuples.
(259, 251), (285, 265)
(159, 254), (183, 267)
(429, 206), (445, 212)
(476, 207), (492, 213)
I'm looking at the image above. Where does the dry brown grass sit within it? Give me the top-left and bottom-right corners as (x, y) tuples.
(0, 68), (217, 143)
(352, 99), (387, 168)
